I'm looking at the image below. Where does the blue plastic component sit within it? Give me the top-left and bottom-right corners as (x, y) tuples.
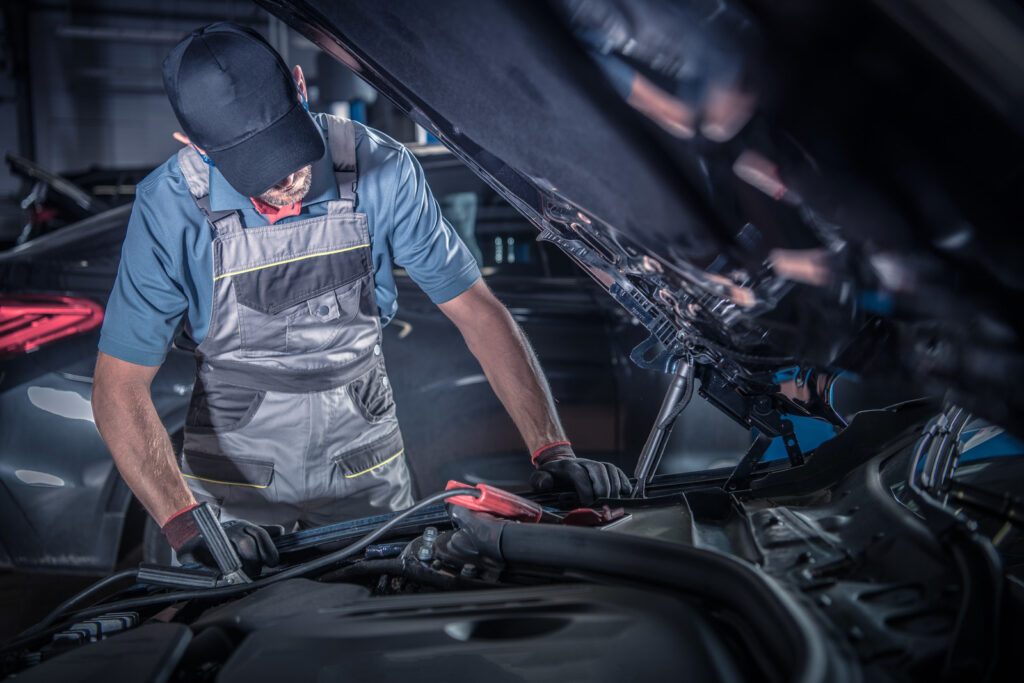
(349, 99), (366, 123)
(858, 290), (894, 315)
(772, 366), (799, 384)
(759, 416), (838, 462)
(959, 428), (1024, 462)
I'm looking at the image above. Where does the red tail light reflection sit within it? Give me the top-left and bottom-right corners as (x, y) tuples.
(0, 295), (104, 358)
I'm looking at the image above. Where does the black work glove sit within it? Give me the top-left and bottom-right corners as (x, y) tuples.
(530, 442), (631, 505)
(162, 504), (280, 577)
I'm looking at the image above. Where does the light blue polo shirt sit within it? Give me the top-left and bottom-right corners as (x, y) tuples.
(99, 115), (481, 367)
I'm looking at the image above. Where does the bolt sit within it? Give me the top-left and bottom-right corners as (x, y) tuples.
(460, 563), (478, 579)
(423, 527), (438, 544)
(817, 595), (832, 608)
(417, 545), (433, 562)
(795, 552), (815, 566)
(763, 516), (781, 528)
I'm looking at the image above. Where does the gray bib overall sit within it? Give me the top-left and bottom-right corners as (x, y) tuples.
(174, 116), (413, 530)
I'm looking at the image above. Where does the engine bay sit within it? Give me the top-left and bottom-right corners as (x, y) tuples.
(4, 399), (1020, 682)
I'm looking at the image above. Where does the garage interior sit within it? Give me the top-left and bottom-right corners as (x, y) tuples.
(0, 1), (1021, 680)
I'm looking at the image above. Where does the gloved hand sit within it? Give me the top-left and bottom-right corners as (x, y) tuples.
(161, 504), (280, 577)
(529, 441), (631, 505)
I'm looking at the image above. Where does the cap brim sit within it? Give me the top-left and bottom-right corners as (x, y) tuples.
(208, 103), (326, 198)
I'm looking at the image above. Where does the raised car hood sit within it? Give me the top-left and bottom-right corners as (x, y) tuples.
(259, 0), (1024, 432)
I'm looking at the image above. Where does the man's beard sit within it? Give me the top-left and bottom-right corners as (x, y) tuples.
(258, 165), (313, 206)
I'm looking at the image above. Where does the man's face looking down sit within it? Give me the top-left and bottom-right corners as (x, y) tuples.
(257, 164), (313, 206)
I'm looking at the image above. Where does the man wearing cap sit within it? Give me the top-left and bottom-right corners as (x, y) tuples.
(91, 23), (630, 572)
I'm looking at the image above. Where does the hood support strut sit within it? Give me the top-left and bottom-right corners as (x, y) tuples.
(632, 357), (694, 498)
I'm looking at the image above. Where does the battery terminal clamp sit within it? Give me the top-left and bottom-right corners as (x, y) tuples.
(445, 481), (626, 526)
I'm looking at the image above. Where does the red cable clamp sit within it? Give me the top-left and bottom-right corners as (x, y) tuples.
(445, 481), (547, 522)
(445, 481), (627, 526)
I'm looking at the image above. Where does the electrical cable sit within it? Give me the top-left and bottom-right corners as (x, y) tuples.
(12, 568), (139, 642)
(3, 488), (480, 652)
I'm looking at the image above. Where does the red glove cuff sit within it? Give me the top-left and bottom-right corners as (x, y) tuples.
(531, 441), (574, 466)
(160, 503), (200, 551)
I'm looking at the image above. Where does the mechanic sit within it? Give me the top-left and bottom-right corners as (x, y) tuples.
(90, 23), (630, 572)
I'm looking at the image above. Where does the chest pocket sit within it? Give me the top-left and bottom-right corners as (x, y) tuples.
(233, 244), (372, 358)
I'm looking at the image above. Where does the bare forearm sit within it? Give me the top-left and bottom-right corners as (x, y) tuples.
(458, 304), (566, 452)
(92, 356), (195, 525)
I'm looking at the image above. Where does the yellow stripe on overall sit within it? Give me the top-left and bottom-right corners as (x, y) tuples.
(214, 243), (369, 281)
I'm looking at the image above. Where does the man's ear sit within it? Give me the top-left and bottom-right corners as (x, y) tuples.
(293, 64), (308, 103)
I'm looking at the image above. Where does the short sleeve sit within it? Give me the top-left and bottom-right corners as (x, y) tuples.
(389, 147), (481, 303)
(98, 174), (190, 366)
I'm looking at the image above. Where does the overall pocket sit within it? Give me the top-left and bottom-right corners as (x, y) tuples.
(331, 427), (405, 480)
(180, 451), (275, 489)
(233, 245), (371, 358)
(348, 361), (396, 424)
(186, 383), (266, 433)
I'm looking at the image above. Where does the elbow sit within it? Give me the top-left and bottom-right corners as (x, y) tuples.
(461, 302), (518, 346)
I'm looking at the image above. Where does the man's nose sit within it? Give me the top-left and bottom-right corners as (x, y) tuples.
(275, 173), (296, 188)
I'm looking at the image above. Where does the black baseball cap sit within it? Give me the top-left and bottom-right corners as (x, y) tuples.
(162, 22), (325, 197)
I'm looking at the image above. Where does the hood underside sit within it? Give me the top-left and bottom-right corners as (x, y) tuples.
(260, 0), (1024, 433)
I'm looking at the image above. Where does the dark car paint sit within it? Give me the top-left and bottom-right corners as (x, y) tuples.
(0, 152), (682, 572)
(0, 326), (195, 572)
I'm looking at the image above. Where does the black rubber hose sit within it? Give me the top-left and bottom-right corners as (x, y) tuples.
(496, 523), (833, 683)
(318, 558), (403, 583)
(319, 556), (462, 590)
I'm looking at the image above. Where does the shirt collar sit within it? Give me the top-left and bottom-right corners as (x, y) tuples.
(208, 117), (340, 212)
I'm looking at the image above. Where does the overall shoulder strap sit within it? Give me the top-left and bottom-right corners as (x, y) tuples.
(176, 146), (244, 236)
(324, 114), (358, 210)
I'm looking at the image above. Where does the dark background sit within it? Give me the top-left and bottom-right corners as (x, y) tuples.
(0, 0), (422, 246)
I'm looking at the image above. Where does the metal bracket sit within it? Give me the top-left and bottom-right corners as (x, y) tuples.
(629, 333), (680, 374)
(724, 434), (774, 492)
(723, 417), (804, 492)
